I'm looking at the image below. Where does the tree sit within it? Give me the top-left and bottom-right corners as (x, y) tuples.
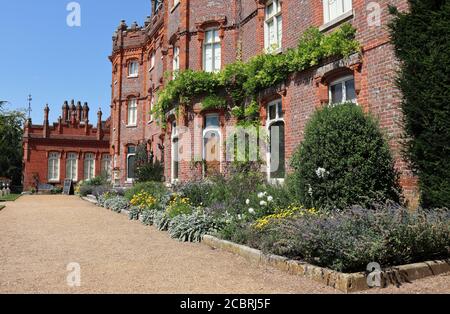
(288, 103), (400, 210)
(135, 143), (164, 183)
(389, 1), (450, 208)
(0, 102), (25, 187)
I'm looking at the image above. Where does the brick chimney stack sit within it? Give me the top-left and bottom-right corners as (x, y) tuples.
(76, 101), (82, 122)
(97, 108), (103, 140)
(43, 104), (50, 138)
(62, 101), (69, 122)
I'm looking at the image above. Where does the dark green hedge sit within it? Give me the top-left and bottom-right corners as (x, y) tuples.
(389, 1), (450, 208)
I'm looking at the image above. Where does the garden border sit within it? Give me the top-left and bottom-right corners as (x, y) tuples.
(202, 235), (450, 293)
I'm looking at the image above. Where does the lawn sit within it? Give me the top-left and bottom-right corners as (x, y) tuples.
(0, 194), (21, 202)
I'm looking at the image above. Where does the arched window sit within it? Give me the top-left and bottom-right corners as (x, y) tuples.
(265, 0), (282, 52)
(128, 98), (138, 126)
(128, 60), (139, 77)
(127, 146), (137, 182)
(267, 100), (285, 182)
(203, 114), (221, 176)
(101, 154), (111, 179)
(171, 121), (179, 182)
(48, 152), (60, 182)
(329, 75), (356, 105)
(84, 153), (95, 180)
(66, 153), (78, 181)
(203, 29), (221, 73)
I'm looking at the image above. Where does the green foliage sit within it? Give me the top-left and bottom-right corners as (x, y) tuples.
(124, 181), (167, 202)
(128, 206), (141, 220)
(289, 103), (400, 209)
(104, 196), (129, 213)
(153, 210), (172, 231)
(153, 24), (360, 124)
(0, 103), (25, 186)
(245, 204), (450, 272)
(134, 143), (164, 183)
(166, 194), (193, 218)
(168, 210), (225, 242)
(389, 1), (450, 208)
(201, 94), (227, 110)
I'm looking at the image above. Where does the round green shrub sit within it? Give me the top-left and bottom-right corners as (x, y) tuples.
(289, 103), (400, 209)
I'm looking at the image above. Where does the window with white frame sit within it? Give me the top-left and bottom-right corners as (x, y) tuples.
(149, 95), (155, 122)
(203, 114), (221, 176)
(101, 154), (111, 178)
(66, 152), (78, 181)
(171, 121), (179, 182)
(329, 75), (357, 105)
(149, 51), (155, 70)
(265, 0), (282, 52)
(84, 153), (95, 180)
(127, 146), (137, 181)
(48, 152), (60, 182)
(203, 29), (221, 73)
(128, 98), (138, 126)
(173, 46), (180, 74)
(128, 60), (139, 77)
(267, 100), (285, 181)
(323, 0), (352, 24)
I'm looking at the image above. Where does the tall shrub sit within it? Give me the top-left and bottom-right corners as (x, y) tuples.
(389, 1), (450, 208)
(289, 103), (400, 209)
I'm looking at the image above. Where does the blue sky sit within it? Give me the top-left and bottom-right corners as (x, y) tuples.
(0, 0), (149, 124)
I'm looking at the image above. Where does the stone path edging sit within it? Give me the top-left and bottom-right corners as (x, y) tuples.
(202, 235), (450, 293)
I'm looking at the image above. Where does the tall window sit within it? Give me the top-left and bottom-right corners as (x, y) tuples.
(48, 152), (60, 182)
(66, 153), (78, 181)
(128, 98), (137, 126)
(149, 95), (155, 122)
(84, 153), (95, 180)
(149, 51), (155, 70)
(128, 60), (139, 77)
(203, 29), (221, 73)
(173, 46), (180, 74)
(203, 114), (221, 176)
(127, 146), (137, 181)
(171, 121), (179, 182)
(329, 75), (357, 105)
(265, 0), (282, 52)
(323, 0), (352, 24)
(267, 100), (285, 181)
(101, 154), (111, 178)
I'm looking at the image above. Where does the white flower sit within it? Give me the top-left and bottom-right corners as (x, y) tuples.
(246, 199), (250, 205)
(237, 214), (242, 220)
(248, 208), (256, 215)
(257, 192), (265, 199)
(267, 196), (274, 202)
(316, 167), (329, 179)
(308, 185), (313, 197)
(260, 201), (267, 207)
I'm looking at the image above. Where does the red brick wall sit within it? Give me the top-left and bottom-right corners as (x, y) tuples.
(109, 0), (418, 205)
(22, 106), (110, 190)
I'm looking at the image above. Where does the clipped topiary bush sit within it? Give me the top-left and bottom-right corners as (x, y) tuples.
(289, 103), (400, 209)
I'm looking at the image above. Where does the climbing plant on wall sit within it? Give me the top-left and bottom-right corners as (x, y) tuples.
(152, 23), (360, 126)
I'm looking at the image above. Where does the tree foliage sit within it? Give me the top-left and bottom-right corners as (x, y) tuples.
(0, 102), (25, 186)
(389, 1), (450, 208)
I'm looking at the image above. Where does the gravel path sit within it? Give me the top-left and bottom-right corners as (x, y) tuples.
(0, 195), (448, 294)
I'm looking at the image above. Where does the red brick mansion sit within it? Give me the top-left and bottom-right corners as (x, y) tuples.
(108, 0), (417, 205)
